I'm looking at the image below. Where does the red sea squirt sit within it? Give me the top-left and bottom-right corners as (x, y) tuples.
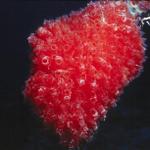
(24, 1), (146, 148)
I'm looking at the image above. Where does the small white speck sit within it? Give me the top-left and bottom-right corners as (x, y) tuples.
(38, 86), (46, 92)
(103, 115), (106, 121)
(94, 125), (98, 130)
(91, 80), (97, 88)
(93, 111), (98, 117)
(101, 108), (106, 114)
(37, 27), (47, 34)
(79, 79), (85, 86)
(101, 16), (106, 24)
(146, 21), (150, 26)
(116, 1), (121, 6)
(115, 90), (120, 96)
(114, 25), (118, 31)
(99, 57), (106, 64)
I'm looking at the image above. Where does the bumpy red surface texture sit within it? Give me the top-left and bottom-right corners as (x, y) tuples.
(24, 1), (144, 148)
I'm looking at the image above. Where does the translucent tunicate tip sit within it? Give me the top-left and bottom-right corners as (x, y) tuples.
(127, 0), (150, 16)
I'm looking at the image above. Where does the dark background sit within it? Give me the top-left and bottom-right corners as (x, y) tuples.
(0, 1), (150, 150)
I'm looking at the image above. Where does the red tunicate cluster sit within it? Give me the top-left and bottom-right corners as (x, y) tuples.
(24, 1), (144, 148)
